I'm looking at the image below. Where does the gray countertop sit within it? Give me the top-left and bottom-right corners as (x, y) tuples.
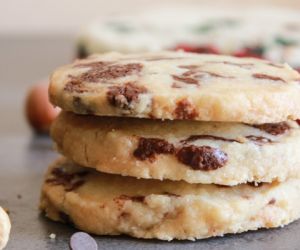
(1, 35), (300, 250)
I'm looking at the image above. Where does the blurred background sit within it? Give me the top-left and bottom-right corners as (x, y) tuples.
(1, 0), (300, 136)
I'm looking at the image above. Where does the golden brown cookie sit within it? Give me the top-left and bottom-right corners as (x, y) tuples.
(40, 158), (300, 241)
(49, 51), (300, 123)
(51, 112), (300, 185)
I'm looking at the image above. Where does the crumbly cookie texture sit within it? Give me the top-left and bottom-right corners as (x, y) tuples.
(40, 158), (300, 241)
(0, 207), (10, 250)
(49, 51), (300, 123)
(51, 112), (300, 185)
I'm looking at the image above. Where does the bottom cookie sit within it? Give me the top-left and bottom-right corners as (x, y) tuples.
(40, 158), (300, 241)
(0, 207), (10, 249)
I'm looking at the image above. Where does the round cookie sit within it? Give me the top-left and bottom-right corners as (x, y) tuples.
(49, 51), (300, 124)
(0, 207), (10, 249)
(78, 8), (300, 71)
(40, 158), (300, 241)
(51, 111), (300, 185)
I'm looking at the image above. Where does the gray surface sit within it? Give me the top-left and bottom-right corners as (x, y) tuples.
(1, 35), (300, 250)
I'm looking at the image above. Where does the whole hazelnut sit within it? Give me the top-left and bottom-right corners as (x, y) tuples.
(25, 82), (60, 133)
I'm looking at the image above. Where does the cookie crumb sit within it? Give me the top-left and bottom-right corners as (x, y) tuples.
(49, 233), (56, 239)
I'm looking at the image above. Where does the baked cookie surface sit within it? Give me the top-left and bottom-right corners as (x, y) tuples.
(51, 112), (300, 185)
(40, 158), (300, 241)
(0, 207), (10, 250)
(49, 51), (300, 123)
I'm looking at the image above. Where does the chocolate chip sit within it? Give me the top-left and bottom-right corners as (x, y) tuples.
(173, 64), (236, 88)
(179, 65), (198, 70)
(173, 99), (198, 120)
(178, 65), (234, 79)
(195, 70), (233, 79)
(162, 192), (180, 197)
(268, 198), (276, 205)
(252, 73), (285, 82)
(81, 63), (142, 82)
(172, 75), (198, 85)
(117, 195), (145, 202)
(65, 62), (143, 92)
(181, 135), (241, 144)
(253, 122), (290, 135)
(65, 180), (85, 192)
(133, 138), (175, 162)
(64, 78), (88, 94)
(46, 167), (88, 192)
(70, 232), (98, 250)
(215, 184), (230, 188)
(176, 145), (228, 171)
(107, 82), (148, 110)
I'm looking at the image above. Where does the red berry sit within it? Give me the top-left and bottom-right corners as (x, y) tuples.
(174, 44), (219, 54)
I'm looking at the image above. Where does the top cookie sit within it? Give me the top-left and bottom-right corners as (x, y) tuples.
(49, 51), (300, 123)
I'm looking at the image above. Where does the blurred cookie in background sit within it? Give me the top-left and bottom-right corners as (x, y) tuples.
(77, 7), (300, 71)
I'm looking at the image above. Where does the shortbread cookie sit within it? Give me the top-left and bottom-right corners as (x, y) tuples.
(0, 207), (10, 249)
(78, 8), (300, 71)
(49, 51), (300, 123)
(51, 112), (300, 185)
(40, 158), (300, 241)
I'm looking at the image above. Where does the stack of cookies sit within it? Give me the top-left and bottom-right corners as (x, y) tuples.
(40, 51), (300, 241)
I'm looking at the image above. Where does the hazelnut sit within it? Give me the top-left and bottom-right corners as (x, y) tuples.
(25, 81), (60, 133)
